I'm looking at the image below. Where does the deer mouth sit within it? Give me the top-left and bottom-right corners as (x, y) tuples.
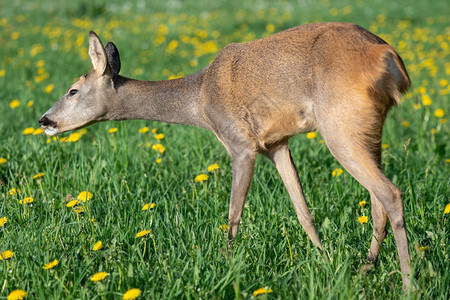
(39, 116), (59, 136)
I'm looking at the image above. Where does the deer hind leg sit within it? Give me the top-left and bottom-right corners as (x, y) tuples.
(264, 143), (322, 248)
(317, 100), (411, 286)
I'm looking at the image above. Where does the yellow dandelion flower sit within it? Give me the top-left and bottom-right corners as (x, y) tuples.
(266, 23), (275, 32)
(359, 200), (367, 207)
(382, 144), (389, 149)
(0, 69), (5, 77)
(431, 128), (437, 135)
(66, 200), (79, 207)
(65, 132), (82, 142)
(79, 129), (88, 135)
(23, 127), (34, 135)
(331, 168), (343, 177)
(413, 103), (421, 110)
(33, 172), (45, 179)
(217, 224), (229, 232)
(439, 79), (448, 87)
(207, 163), (220, 172)
(358, 216), (369, 224)
(419, 246), (429, 251)
(43, 259), (59, 269)
(156, 158), (162, 164)
(77, 191), (93, 202)
(93, 241), (103, 251)
(108, 127), (118, 133)
(0, 158), (7, 164)
(8, 188), (20, 196)
(135, 230), (151, 238)
(252, 287), (273, 297)
(44, 84), (54, 94)
(11, 32), (19, 40)
(0, 217), (7, 227)
(154, 133), (164, 140)
(306, 132), (317, 139)
(440, 118), (447, 124)
(402, 120), (410, 128)
(7, 289), (28, 300)
(434, 109), (444, 118)
(138, 126), (149, 133)
(0, 250), (14, 260)
(90, 272), (108, 282)
(152, 143), (166, 154)
(151, 128), (157, 133)
(72, 207), (85, 213)
(19, 197), (33, 204)
(122, 288), (142, 300)
(421, 94), (432, 106)
(444, 203), (450, 214)
(9, 99), (20, 109)
(142, 203), (156, 210)
(195, 174), (209, 182)
(33, 128), (44, 135)
(26, 100), (34, 108)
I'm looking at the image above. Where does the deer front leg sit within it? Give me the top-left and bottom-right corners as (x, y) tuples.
(227, 149), (257, 242)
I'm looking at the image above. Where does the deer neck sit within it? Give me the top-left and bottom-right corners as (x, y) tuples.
(109, 68), (210, 130)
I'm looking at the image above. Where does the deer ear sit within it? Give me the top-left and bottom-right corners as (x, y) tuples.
(88, 31), (108, 75)
(105, 42), (121, 75)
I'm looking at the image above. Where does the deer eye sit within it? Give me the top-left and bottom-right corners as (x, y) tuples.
(69, 89), (78, 96)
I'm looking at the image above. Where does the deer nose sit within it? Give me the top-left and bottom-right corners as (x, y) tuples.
(39, 116), (56, 127)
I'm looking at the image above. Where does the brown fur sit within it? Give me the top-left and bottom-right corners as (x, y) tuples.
(40, 23), (412, 287)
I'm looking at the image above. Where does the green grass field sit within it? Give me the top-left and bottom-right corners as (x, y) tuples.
(0, 0), (449, 299)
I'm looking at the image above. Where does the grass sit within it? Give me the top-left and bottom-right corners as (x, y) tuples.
(0, 0), (449, 299)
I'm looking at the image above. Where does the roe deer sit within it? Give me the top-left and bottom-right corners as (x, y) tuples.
(40, 23), (412, 286)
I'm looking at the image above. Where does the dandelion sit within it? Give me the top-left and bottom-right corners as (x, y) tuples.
(151, 128), (157, 133)
(44, 84), (54, 93)
(419, 246), (429, 251)
(142, 203), (156, 210)
(0, 250), (14, 260)
(413, 103), (421, 110)
(207, 163), (220, 172)
(43, 259), (59, 269)
(93, 241), (103, 251)
(26, 100), (33, 108)
(135, 230), (151, 238)
(72, 207), (85, 213)
(154, 133), (164, 140)
(108, 127), (118, 133)
(23, 127), (34, 135)
(138, 126), (149, 133)
(306, 132), (317, 139)
(8, 188), (20, 196)
(7, 289), (28, 300)
(0, 158), (7, 164)
(19, 197), (33, 204)
(122, 288), (142, 300)
(195, 174), (209, 182)
(421, 94), (432, 106)
(217, 224), (228, 232)
(77, 191), (93, 202)
(331, 168), (343, 177)
(266, 23), (275, 32)
(9, 99), (20, 109)
(382, 144), (389, 149)
(434, 109), (444, 118)
(33, 128), (44, 135)
(90, 272), (108, 282)
(156, 158), (162, 164)
(359, 200), (367, 207)
(402, 120), (410, 128)
(0, 69), (5, 77)
(252, 287), (273, 297)
(63, 132), (82, 142)
(440, 79), (448, 87)
(358, 216), (369, 224)
(33, 172), (45, 179)
(444, 204), (450, 214)
(152, 143), (166, 154)
(66, 200), (79, 207)
(0, 217), (7, 227)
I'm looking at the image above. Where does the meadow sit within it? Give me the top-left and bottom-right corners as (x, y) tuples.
(0, 0), (449, 299)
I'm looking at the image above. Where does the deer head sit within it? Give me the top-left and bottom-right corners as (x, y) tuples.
(39, 31), (121, 135)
